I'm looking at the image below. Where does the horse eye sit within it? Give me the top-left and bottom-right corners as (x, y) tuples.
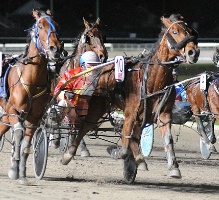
(173, 30), (178, 35)
(38, 25), (43, 29)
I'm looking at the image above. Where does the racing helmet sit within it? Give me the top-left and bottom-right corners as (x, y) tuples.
(79, 51), (101, 66)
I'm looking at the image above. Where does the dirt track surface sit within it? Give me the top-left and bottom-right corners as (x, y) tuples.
(0, 123), (219, 200)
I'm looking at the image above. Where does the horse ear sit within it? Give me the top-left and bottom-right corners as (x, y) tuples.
(161, 16), (172, 28)
(83, 17), (89, 28)
(32, 9), (40, 20)
(46, 9), (53, 17)
(95, 18), (100, 26)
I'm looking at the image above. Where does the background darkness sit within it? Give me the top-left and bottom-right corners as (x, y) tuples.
(1, 0), (219, 43)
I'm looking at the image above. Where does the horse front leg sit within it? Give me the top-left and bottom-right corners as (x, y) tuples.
(158, 113), (181, 178)
(61, 96), (107, 165)
(130, 124), (148, 171)
(8, 122), (24, 180)
(60, 123), (93, 165)
(19, 128), (33, 182)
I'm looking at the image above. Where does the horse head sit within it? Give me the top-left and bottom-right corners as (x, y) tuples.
(31, 9), (62, 61)
(80, 18), (108, 63)
(160, 14), (200, 64)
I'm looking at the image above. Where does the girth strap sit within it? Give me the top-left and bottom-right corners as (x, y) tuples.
(17, 67), (47, 99)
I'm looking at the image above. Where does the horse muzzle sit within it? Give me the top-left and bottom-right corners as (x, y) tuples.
(47, 45), (61, 61)
(186, 48), (200, 64)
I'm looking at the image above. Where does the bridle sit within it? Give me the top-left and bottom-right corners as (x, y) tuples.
(30, 15), (58, 57)
(160, 20), (198, 60)
(81, 25), (104, 53)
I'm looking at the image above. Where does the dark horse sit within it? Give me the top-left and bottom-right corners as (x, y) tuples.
(0, 9), (62, 182)
(59, 17), (108, 77)
(60, 14), (200, 183)
(51, 18), (108, 155)
(186, 71), (219, 159)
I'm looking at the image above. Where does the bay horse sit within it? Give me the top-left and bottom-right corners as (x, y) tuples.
(59, 17), (108, 77)
(0, 9), (62, 182)
(51, 18), (108, 155)
(186, 71), (219, 159)
(60, 13), (200, 183)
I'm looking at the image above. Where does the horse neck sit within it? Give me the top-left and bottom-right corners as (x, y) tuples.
(22, 41), (48, 84)
(156, 38), (176, 62)
(71, 41), (91, 69)
(148, 42), (175, 91)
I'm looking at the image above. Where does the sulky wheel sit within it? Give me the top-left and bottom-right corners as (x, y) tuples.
(0, 133), (5, 152)
(59, 129), (70, 154)
(0, 108), (6, 152)
(33, 127), (48, 179)
(123, 150), (137, 184)
(140, 124), (154, 157)
(200, 137), (212, 159)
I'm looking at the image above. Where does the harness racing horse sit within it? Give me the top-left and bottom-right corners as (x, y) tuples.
(52, 18), (108, 156)
(59, 17), (108, 76)
(186, 71), (219, 159)
(60, 14), (200, 183)
(0, 9), (62, 182)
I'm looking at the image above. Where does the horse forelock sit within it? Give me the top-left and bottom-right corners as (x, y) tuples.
(168, 13), (184, 22)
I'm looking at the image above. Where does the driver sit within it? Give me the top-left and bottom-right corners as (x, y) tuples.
(54, 51), (101, 102)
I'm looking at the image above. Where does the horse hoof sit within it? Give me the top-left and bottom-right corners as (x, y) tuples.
(19, 177), (29, 185)
(107, 145), (122, 159)
(51, 141), (60, 149)
(170, 168), (182, 179)
(81, 150), (90, 157)
(60, 152), (74, 165)
(137, 162), (148, 171)
(8, 168), (19, 180)
(120, 148), (129, 159)
(209, 144), (217, 153)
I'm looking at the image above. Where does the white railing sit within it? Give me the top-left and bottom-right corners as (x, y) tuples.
(0, 42), (218, 63)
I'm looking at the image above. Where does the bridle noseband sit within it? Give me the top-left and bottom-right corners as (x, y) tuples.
(161, 20), (197, 60)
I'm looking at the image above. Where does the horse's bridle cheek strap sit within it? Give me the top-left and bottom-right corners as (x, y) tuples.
(166, 33), (197, 50)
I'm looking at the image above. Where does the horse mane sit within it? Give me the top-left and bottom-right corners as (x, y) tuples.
(71, 33), (81, 55)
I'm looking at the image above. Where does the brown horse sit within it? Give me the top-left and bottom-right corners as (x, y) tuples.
(0, 9), (62, 182)
(186, 71), (219, 159)
(60, 13), (200, 183)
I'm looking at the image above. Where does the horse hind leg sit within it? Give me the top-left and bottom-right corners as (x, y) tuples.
(80, 138), (90, 157)
(8, 122), (24, 180)
(197, 117), (217, 156)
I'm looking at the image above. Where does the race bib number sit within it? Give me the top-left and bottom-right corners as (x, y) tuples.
(114, 56), (125, 82)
